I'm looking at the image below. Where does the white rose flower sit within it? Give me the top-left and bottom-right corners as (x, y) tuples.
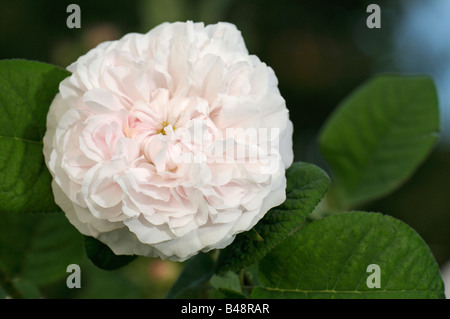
(43, 21), (293, 261)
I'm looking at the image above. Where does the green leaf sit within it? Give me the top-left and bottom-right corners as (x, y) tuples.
(166, 252), (215, 299)
(0, 59), (70, 213)
(215, 162), (329, 273)
(319, 75), (439, 208)
(210, 271), (247, 299)
(210, 271), (241, 292)
(0, 212), (84, 293)
(84, 236), (137, 271)
(12, 279), (41, 299)
(215, 288), (248, 299)
(252, 212), (445, 299)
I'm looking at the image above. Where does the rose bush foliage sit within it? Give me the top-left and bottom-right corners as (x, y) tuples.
(0, 21), (445, 299)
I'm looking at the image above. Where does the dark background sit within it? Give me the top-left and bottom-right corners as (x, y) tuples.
(1, 0), (449, 297)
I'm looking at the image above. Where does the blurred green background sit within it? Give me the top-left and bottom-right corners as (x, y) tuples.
(1, 0), (449, 298)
